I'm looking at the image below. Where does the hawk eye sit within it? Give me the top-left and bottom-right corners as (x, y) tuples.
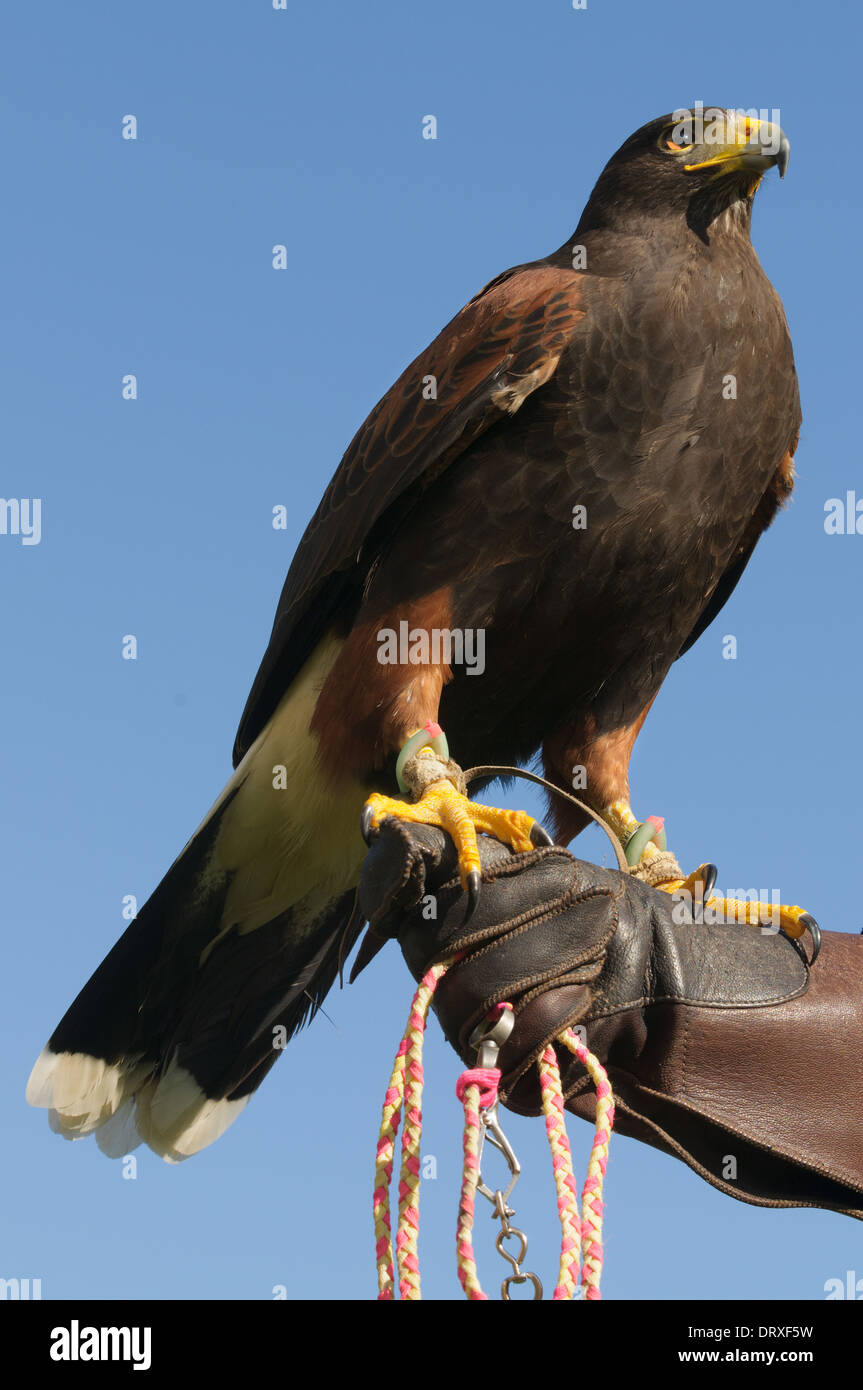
(660, 129), (695, 154)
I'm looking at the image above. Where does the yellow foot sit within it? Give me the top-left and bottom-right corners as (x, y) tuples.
(362, 781), (548, 900)
(695, 895), (820, 945)
(603, 801), (820, 958)
(664, 875), (820, 956)
(659, 862), (718, 900)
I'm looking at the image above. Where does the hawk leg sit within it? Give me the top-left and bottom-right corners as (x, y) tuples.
(543, 716), (817, 950)
(602, 798), (818, 951)
(362, 723), (550, 913)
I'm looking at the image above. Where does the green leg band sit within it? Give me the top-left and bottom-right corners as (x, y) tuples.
(624, 819), (668, 867)
(395, 724), (450, 794)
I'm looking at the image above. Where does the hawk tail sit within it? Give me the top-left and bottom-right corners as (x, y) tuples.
(26, 651), (367, 1162)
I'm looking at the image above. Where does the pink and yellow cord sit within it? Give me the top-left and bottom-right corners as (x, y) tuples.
(374, 962), (614, 1300)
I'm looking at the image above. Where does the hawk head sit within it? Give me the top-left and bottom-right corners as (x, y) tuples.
(580, 106), (789, 237)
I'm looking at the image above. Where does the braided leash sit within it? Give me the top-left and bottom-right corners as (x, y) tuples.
(374, 963), (614, 1299)
(456, 1027), (614, 1300)
(374, 960), (451, 1299)
(538, 1045), (582, 1298)
(455, 1066), (491, 1299)
(554, 1027), (615, 1298)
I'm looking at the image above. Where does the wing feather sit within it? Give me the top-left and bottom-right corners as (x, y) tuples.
(233, 261), (584, 764)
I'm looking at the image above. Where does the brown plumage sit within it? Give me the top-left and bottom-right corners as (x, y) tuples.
(28, 108), (801, 1160)
(239, 110), (799, 837)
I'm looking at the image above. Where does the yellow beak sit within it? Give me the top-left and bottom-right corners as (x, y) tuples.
(684, 113), (790, 180)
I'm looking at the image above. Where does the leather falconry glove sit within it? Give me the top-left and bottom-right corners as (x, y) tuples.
(355, 818), (863, 1219)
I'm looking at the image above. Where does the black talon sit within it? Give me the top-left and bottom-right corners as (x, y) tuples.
(530, 822), (554, 848)
(701, 863), (718, 901)
(360, 804), (375, 846)
(799, 912), (821, 965)
(349, 927), (388, 983)
(464, 870), (482, 923)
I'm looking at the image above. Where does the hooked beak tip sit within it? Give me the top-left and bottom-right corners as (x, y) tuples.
(776, 134), (790, 179)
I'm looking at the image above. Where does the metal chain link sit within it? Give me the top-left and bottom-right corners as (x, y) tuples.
(468, 1012), (543, 1300)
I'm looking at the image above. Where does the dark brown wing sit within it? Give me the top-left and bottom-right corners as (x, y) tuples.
(233, 261), (584, 765)
(675, 440), (799, 661)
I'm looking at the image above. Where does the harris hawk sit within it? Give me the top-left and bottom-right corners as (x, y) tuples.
(28, 107), (805, 1161)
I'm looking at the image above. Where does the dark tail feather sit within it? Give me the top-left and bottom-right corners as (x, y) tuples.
(26, 783), (365, 1162)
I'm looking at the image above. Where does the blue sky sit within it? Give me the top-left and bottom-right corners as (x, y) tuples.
(3, 0), (862, 1300)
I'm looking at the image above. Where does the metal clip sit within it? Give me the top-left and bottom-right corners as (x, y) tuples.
(468, 1007), (515, 1069)
(467, 1008), (542, 1300)
(476, 1106), (521, 1209)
